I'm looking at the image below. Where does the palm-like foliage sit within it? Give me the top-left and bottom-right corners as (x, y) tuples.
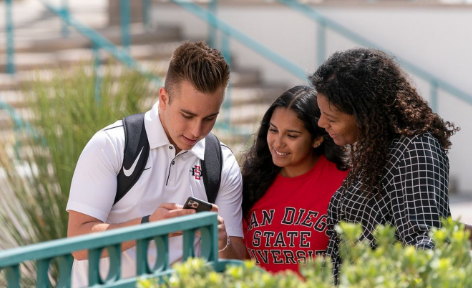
(0, 63), (155, 285)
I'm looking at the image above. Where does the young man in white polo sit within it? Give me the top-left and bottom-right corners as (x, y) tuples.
(66, 41), (245, 286)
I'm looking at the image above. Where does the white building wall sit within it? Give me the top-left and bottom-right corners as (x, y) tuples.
(153, 5), (472, 194)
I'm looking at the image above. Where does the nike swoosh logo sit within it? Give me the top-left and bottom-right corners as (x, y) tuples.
(123, 147), (144, 177)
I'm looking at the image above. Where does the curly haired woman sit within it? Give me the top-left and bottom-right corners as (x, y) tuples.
(242, 85), (348, 274)
(310, 48), (459, 281)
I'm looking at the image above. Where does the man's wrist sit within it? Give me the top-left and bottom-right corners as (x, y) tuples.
(218, 235), (231, 253)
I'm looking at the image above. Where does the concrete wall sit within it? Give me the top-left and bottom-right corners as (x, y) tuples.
(152, 4), (472, 194)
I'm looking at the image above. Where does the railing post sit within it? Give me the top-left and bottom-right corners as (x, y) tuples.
(5, 0), (15, 74)
(207, 0), (218, 48)
(120, 0), (131, 52)
(317, 19), (326, 69)
(5, 265), (21, 288)
(136, 238), (151, 275)
(36, 258), (52, 288)
(56, 255), (73, 288)
(61, 0), (70, 38)
(88, 248), (103, 285)
(142, 0), (152, 32)
(221, 33), (232, 127)
(431, 80), (438, 113)
(182, 229), (197, 261)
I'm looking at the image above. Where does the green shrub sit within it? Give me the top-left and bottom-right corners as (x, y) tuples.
(0, 63), (154, 285)
(138, 218), (471, 288)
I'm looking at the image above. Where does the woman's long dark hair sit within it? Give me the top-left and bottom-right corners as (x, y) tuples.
(310, 48), (459, 196)
(241, 85), (348, 217)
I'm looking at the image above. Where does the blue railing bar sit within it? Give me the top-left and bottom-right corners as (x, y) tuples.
(399, 61), (472, 107)
(37, 0), (162, 86)
(5, 0), (15, 74)
(0, 97), (39, 139)
(170, 0), (307, 81)
(0, 99), (24, 129)
(277, 0), (472, 107)
(0, 212), (218, 267)
(120, 0), (131, 53)
(207, 0), (218, 49)
(61, 0), (70, 38)
(0, 98), (40, 160)
(143, 0), (152, 32)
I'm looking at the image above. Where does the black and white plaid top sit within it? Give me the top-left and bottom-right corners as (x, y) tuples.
(326, 133), (451, 280)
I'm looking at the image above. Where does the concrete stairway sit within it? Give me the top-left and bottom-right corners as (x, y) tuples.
(0, 5), (287, 161)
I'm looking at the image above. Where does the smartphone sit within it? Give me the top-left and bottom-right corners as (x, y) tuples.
(183, 196), (213, 213)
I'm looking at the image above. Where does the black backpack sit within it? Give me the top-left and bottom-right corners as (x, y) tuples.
(114, 113), (223, 205)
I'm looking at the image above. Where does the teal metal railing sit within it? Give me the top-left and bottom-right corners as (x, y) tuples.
(4, 0), (472, 114)
(1, 0), (163, 137)
(275, 0), (472, 112)
(5, 0), (162, 84)
(168, 0), (307, 81)
(5, 0), (15, 75)
(2, 0), (306, 135)
(60, 0), (70, 38)
(0, 212), (241, 287)
(120, 0), (131, 52)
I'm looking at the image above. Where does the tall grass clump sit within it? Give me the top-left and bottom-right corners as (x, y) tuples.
(0, 63), (155, 285)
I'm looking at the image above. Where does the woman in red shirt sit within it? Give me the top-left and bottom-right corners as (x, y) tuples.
(241, 85), (348, 274)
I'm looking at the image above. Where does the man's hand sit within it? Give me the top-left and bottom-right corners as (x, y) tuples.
(150, 203), (196, 222)
(68, 203), (196, 260)
(149, 203), (196, 237)
(210, 204), (229, 250)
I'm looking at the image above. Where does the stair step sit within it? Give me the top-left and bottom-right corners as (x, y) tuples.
(0, 41), (183, 72)
(230, 68), (261, 87)
(0, 24), (182, 54)
(0, 59), (272, 93)
(0, 78), (285, 111)
(0, 90), (26, 107)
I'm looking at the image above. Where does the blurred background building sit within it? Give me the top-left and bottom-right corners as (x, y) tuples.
(1, 0), (472, 223)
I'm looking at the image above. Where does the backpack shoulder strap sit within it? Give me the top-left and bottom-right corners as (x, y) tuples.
(115, 113), (150, 205)
(201, 133), (223, 204)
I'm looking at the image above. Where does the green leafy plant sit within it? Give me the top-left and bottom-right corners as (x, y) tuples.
(0, 63), (154, 285)
(138, 258), (333, 288)
(139, 218), (471, 288)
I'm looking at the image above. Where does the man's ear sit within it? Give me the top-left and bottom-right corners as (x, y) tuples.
(158, 87), (169, 110)
(313, 136), (324, 148)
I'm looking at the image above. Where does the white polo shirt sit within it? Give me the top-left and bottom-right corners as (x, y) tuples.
(66, 102), (243, 286)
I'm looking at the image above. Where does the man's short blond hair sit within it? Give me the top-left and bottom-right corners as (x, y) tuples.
(165, 41), (230, 101)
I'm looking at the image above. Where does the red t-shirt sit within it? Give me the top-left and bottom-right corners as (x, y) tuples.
(243, 155), (348, 274)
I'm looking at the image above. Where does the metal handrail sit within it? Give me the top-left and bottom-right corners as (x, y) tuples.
(5, 0), (15, 74)
(169, 0), (307, 81)
(0, 212), (240, 287)
(2, 0), (305, 136)
(275, 0), (472, 111)
(1, 0), (163, 137)
(39, 0), (162, 85)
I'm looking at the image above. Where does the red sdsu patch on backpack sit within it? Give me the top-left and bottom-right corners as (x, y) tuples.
(190, 165), (202, 180)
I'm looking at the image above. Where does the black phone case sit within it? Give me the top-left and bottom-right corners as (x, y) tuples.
(183, 197), (212, 213)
